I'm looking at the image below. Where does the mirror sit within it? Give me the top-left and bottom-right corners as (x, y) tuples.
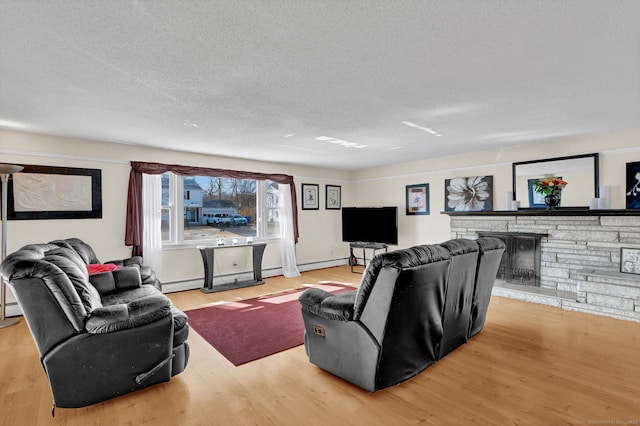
(512, 153), (599, 209)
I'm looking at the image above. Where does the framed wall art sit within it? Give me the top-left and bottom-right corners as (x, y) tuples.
(626, 161), (640, 209)
(5, 164), (102, 220)
(620, 247), (640, 275)
(301, 183), (319, 210)
(444, 176), (493, 212)
(406, 183), (429, 215)
(325, 185), (341, 210)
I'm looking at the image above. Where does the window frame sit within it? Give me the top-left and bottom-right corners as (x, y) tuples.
(162, 173), (283, 247)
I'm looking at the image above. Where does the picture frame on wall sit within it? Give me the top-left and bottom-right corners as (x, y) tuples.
(325, 185), (341, 210)
(5, 164), (102, 220)
(620, 247), (640, 275)
(406, 183), (429, 215)
(626, 161), (640, 209)
(444, 176), (493, 212)
(301, 183), (319, 210)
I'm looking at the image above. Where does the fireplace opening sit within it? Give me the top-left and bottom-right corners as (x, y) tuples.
(479, 232), (546, 287)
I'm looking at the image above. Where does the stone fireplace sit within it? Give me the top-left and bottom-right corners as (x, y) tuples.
(445, 210), (640, 322)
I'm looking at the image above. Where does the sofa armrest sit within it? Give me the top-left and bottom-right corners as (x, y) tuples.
(299, 288), (357, 321)
(86, 294), (170, 334)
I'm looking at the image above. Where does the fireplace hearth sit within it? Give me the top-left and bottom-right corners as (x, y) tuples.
(479, 232), (546, 287)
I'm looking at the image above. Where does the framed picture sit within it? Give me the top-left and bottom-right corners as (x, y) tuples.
(5, 164), (102, 220)
(301, 183), (319, 210)
(325, 185), (341, 210)
(406, 183), (429, 215)
(444, 176), (493, 212)
(620, 247), (640, 275)
(626, 161), (640, 209)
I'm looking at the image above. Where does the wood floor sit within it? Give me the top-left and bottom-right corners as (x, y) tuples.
(1, 265), (639, 425)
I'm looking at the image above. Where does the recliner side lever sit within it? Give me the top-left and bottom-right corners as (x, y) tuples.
(135, 354), (175, 384)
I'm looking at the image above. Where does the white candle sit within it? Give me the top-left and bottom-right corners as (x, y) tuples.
(598, 186), (610, 209)
(597, 198), (608, 210)
(504, 192), (514, 210)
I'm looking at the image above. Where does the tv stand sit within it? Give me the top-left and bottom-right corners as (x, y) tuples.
(349, 242), (388, 274)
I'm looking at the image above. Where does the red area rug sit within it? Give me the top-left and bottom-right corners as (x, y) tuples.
(186, 283), (355, 366)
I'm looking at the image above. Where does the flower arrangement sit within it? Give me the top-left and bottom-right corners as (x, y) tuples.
(532, 176), (568, 196)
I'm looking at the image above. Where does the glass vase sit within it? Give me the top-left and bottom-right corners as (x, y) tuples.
(544, 194), (561, 210)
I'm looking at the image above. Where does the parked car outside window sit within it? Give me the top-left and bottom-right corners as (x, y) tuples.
(207, 213), (233, 227)
(231, 214), (248, 226)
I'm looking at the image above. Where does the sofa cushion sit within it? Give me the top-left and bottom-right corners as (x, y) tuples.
(88, 266), (142, 295)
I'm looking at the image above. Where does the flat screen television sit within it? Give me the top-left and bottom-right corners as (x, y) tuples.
(341, 206), (398, 245)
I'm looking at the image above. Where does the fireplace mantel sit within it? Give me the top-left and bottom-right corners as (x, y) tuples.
(442, 209), (640, 217)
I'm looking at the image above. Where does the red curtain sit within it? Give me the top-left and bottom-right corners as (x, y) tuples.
(125, 161), (299, 256)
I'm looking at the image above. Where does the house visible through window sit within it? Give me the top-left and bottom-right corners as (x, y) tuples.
(161, 173), (282, 244)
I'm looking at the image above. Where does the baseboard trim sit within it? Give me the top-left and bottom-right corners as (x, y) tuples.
(161, 257), (349, 293)
(5, 303), (22, 318)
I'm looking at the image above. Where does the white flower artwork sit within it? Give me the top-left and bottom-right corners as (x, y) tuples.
(445, 176), (493, 212)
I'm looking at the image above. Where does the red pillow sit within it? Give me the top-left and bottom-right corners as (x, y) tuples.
(86, 263), (122, 275)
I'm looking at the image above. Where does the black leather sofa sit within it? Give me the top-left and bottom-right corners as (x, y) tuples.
(0, 238), (189, 409)
(298, 237), (505, 392)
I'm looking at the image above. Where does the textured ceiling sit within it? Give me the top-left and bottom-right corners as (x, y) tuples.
(0, 1), (638, 170)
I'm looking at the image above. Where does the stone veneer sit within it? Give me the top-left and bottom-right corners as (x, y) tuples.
(448, 213), (640, 322)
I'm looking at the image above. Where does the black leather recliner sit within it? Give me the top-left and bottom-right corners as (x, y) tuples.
(0, 238), (189, 409)
(298, 237), (505, 392)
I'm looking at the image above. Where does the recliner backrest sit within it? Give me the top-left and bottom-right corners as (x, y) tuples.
(353, 244), (452, 389)
(42, 247), (102, 313)
(469, 236), (506, 337)
(1, 243), (102, 330)
(0, 243), (97, 356)
(50, 238), (101, 265)
(353, 244), (451, 320)
(438, 239), (479, 358)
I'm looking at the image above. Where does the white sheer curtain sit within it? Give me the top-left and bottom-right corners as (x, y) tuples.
(280, 183), (300, 277)
(142, 174), (163, 277)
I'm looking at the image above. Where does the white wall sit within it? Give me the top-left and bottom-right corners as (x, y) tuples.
(0, 129), (351, 290)
(1, 127), (638, 293)
(350, 129), (640, 250)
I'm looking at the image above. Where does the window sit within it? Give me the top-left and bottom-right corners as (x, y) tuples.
(161, 173), (282, 244)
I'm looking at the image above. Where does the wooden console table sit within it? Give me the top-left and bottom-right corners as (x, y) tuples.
(197, 243), (267, 293)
